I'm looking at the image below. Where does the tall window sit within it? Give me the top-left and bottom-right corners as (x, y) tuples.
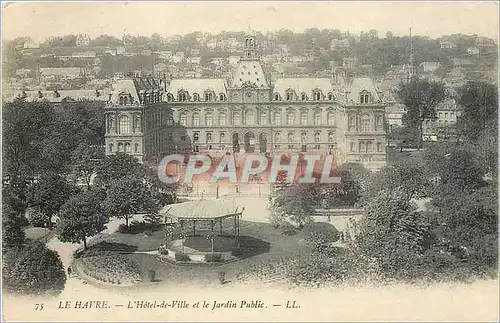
(118, 143), (124, 152)
(314, 111), (321, 125)
(134, 143), (139, 153)
(118, 115), (131, 134)
(366, 141), (373, 152)
(274, 112), (281, 125)
(286, 91), (294, 101)
(359, 141), (365, 152)
(180, 113), (187, 126)
(192, 113), (200, 126)
(313, 91), (321, 101)
(301, 132), (307, 142)
(328, 132), (334, 142)
(233, 112), (241, 125)
(206, 112), (213, 126)
(274, 93), (280, 101)
(193, 93), (200, 101)
(361, 115), (370, 132)
(125, 142), (131, 153)
(274, 132), (281, 142)
(287, 111), (295, 125)
(360, 93), (370, 104)
(246, 111), (255, 125)
(193, 133), (199, 142)
(349, 115), (356, 131)
(301, 93), (307, 101)
(327, 112), (335, 125)
(178, 92), (188, 101)
(328, 93), (334, 100)
(220, 133), (225, 142)
(314, 132), (320, 142)
(287, 132), (294, 142)
(109, 143), (113, 153)
(207, 132), (212, 142)
(167, 94), (174, 102)
(219, 112), (226, 126)
(301, 112), (307, 125)
(377, 142), (382, 152)
(260, 111), (267, 125)
(350, 142), (355, 152)
(205, 91), (214, 101)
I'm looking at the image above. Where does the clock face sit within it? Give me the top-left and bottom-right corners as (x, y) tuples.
(246, 92), (252, 98)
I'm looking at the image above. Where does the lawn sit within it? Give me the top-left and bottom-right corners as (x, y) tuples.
(81, 220), (314, 289)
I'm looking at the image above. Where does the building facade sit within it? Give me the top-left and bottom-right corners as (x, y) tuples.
(104, 35), (388, 170)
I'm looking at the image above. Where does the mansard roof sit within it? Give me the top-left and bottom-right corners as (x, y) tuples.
(345, 77), (382, 104)
(166, 78), (228, 95)
(231, 60), (269, 88)
(273, 77), (335, 99)
(4, 89), (110, 103)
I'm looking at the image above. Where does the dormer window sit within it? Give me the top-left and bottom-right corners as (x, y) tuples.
(193, 93), (200, 101)
(167, 93), (174, 102)
(301, 93), (307, 101)
(360, 91), (371, 104)
(219, 93), (226, 101)
(178, 91), (188, 102)
(274, 93), (281, 101)
(204, 91), (214, 101)
(286, 90), (294, 101)
(313, 91), (322, 101)
(328, 93), (334, 101)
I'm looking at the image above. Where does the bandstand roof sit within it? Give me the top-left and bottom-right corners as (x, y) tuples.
(160, 199), (244, 221)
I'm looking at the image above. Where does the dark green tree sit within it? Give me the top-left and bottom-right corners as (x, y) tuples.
(2, 204), (26, 250)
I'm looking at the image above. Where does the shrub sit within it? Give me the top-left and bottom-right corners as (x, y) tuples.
(279, 221), (297, 235)
(175, 252), (190, 262)
(26, 208), (47, 228)
(231, 248), (243, 257)
(3, 241), (66, 295)
(205, 253), (222, 263)
(118, 224), (129, 233)
(158, 246), (169, 255)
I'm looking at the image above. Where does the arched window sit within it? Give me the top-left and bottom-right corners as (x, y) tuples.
(314, 110), (321, 125)
(359, 141), (365, 152)
(109, 143), (113, 153)
(376, 115), (383, 130)
(260, 111), (267, 125)
(219, 112), (226, 126)
(360, 115), (371, 132)
(193, 93), (200, 101)
(204, 91), (214, 101)
(245, 110), (255, 125)
(328, 132), (334, 142)
(301, 112), (307, 125)
(193, 133), (199, 142)
(288, 132), (294, 142)
(287, 111), (295, 125)
(117, 142), (124, 152)
(219, 93), (226, 101)
(274, 132), (281, 142)
(301, 132), (307, 142)
(192, 112), (200, 126)
(274, 112), (281, 125)
(350, 142), (355, 152)
(360, 92), (370, 104)
(180, 113), (187, 126)
(119, 96), (124, 105)
(118, 115), (131, 134)
(178, 91), (188, 101)
(134, 143), (139, 153)
(274, 93), (280, 101)
(328, 93), (334, 101)
(327, 111), (335, 125)
(313, 91), (322, 101)
(314, 132), (320, 142)
(206, 112), (213, 126)
(167, 93), (174, 102)
(220, 132), (225, 142)
(301, 93), (307, 101)
(366, 141), (373, 152)
(206, 132), (212, 142)
(286, 91), (294, 101)
(125, 142), (131, 153)
(123, 95), (129, 105)
(377, 142), (382, 152)
(233, 112), (241, 125)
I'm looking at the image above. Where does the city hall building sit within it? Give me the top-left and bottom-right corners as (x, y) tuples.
(104, 35), (388, 171)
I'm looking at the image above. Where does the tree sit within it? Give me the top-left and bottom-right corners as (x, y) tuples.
(3, 241), (66, 295)
(270, 184), (316, 229)
(95, 153), (144, 189)
(355, 189), (431, 277)
(103, 176), (157, 227)
(28, 173), (80, 228)
(70, 143), (105, 189)
(397, 78), (446, 149)
(439, 148), (486, 191)
(2, 205), (26, 250)
(57, 190), (107, 250)
(457, 80), (498, 140)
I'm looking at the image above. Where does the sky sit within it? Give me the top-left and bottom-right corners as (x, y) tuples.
(2, 1), (499, 42)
